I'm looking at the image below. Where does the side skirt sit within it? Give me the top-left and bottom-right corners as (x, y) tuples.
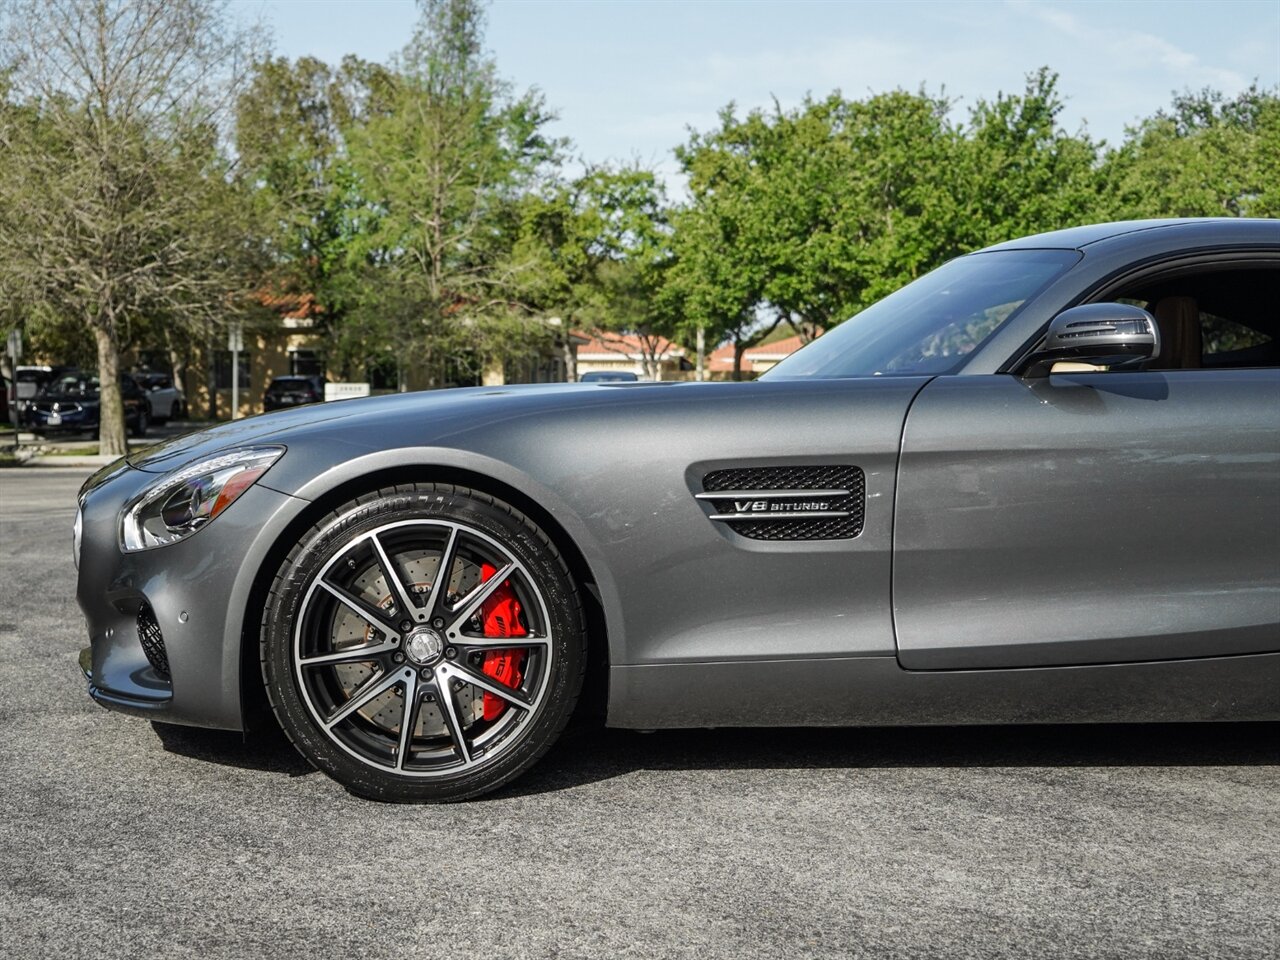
(606, 653), (1280, 728)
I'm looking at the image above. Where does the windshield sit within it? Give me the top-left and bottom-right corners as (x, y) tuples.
(41, 374), (100, 397)
(763, 249), (1079, 379)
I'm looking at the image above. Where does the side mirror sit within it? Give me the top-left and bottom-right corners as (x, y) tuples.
(1022, 302), (1160, 377)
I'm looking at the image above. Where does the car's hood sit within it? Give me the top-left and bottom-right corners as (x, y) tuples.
(125, 381), (689, 473)
(126, 398), (370, 471)
(35, 393), (100, 404)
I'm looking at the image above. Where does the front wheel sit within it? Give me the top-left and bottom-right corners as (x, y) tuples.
(261, 483), (586, 802)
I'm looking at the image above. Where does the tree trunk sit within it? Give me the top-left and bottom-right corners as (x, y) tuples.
(732, 342), (745, 381)
(95, 325), (128, 457)
(562, 337), (576, 383)
(164, 327), (187, 414)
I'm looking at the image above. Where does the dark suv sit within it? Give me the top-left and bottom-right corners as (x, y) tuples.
(263, 375), (327, 411)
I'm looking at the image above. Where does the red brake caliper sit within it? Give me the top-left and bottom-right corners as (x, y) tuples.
(477, 562), (527, 721)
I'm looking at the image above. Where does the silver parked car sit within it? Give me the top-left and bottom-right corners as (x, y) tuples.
(74, 218), (1280, 802)
(132, 373), (186, 424)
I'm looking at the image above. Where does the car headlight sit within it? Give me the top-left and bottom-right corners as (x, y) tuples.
(73, 505), (84, 570)
(120, 446), (284, 552)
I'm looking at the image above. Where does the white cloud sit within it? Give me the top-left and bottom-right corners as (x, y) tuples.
(1015, 0), (1247, 91)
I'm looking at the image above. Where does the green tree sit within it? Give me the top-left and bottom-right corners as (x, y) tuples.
(0, 0), (258, 454)
(670, 70), (1106, 377)
(671, 89), (963, 376)
(513, 165), (678, 379)
(953, 68), (1102, 247)
(1098, 84), (1280, 219)
(235, 54), (394, 378)
(340, 0), (564, 389)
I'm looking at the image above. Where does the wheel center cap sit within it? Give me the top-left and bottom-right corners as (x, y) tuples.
(404, 626), (444, 666)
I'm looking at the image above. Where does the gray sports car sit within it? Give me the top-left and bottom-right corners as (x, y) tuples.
(75, 218), (1280, 802)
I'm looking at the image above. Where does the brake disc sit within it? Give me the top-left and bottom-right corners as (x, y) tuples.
(329, 550), (487, 734)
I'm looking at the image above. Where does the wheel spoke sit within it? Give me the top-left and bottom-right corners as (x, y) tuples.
(433, 672), (472, 764)
(441, 662), (532, 710)
(317, 579), (399, 635)
(300, 637), (398, 667)
(457, 633), (550, 651)
(394, 672), (421, 771)
(370, 533), (424, 623)
(446, 561), (517, 635)
(324, 667), (404, 729)
(422, 526), (458, 620)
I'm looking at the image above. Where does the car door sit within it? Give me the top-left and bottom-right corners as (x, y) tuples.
(893, 266), (1280, 670)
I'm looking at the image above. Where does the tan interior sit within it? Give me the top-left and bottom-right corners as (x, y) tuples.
(1151, 296), (1202, 369)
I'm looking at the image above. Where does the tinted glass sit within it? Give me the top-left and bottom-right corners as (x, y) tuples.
(763, 249), (1079, 379)
(43, 374), (99, 397)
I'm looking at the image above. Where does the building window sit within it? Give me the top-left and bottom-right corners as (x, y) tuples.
(289, 349), (324, 377)
(214, 351), (251, 389)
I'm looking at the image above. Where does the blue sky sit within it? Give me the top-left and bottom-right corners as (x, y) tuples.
(246, 0), (1280, 183)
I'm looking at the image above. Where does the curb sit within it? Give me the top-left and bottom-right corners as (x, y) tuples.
(18, 455), (121, 467)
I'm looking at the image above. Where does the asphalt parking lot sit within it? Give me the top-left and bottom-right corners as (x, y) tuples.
(1, 466), (1277, 960)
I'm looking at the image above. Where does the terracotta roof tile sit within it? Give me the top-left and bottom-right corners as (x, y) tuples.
(575, 331), (685, 360)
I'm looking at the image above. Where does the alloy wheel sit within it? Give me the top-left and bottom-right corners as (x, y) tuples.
(291, 518), (554, 778)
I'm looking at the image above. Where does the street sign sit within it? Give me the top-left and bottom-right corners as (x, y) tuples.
(227, 322), (243, 419)
(5, 328), (21, 362)
(324, 382), (371, 402)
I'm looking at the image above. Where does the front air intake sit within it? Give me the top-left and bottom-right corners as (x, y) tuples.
(136, 603), (171, 680)
(697, 465), (865, 541)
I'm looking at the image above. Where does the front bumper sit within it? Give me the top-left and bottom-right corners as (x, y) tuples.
(76, 459), (310, 730)
(28, 412), (93, 431)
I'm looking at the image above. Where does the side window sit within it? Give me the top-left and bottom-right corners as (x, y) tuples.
(1107, 265), (1279, 370)
(1200, 312), (1273, 364)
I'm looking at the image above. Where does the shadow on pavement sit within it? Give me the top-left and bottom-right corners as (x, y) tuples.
(151, 720), (315, 777)
(501, 720), (1280, 799)
(151, 716), (1279, 797)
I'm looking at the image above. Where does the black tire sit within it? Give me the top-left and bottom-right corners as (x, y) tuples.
(130, 408), (148, 438)
(261, 483), (587, 802)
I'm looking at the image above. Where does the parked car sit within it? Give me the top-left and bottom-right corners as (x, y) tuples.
(264, 375), (327, 411)
(579, 370), (639, 382)
(133, 373), (185, 424)
(26, 371), (149, 437)
(15, 365), (60, 401)
(14, 365), (74, 416)
(75, 218), (1280, 803)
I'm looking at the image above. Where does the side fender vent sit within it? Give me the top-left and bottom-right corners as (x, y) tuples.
(697, 465), (865, 541)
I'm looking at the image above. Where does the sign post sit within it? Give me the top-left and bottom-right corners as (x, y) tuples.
(5, 328), (21, 452)
(227, 322), (243, 420)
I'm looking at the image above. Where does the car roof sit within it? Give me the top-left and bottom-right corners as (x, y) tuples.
(979, 217), (1278, 252)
